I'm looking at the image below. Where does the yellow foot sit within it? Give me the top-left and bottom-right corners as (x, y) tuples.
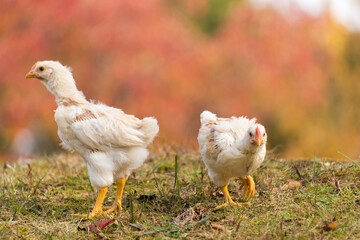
(104, 177), (126, 214)
(215, 200), (249, 210)
(72, 210), (108, 219)
(72, 187), (109, 219)
(104, 201), (122, 214)
(216, 185), (250, 210)
(239, 175), (255, 200)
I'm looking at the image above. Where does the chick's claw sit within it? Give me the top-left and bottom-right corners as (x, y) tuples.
(239, 175), (255, 200)
(104, 201), (122, 214)
(215, 200), (249, 210)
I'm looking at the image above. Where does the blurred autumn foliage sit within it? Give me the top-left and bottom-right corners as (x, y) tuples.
(1, 0), (360, 159)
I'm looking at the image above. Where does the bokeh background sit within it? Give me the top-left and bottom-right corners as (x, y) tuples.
(1, 0), (360, 160)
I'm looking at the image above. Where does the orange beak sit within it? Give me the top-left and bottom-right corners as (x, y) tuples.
(25, 70), (38, 79)
(254, 126), (263, 146)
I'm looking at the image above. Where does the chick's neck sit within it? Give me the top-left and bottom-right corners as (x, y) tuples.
(47, 75), (88, 106)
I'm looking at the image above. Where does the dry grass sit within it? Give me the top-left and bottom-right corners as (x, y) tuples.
(1, 151), (359, 239)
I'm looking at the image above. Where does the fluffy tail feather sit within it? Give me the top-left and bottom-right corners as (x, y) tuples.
(141, 117), (159, 145)
(200, 110), (217, 125)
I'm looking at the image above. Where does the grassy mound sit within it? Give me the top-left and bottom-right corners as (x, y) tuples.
(1, 152), (359, 239)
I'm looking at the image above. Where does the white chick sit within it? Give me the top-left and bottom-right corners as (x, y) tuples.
(26, 61), (159, 218)
(198, 111), (266, 209)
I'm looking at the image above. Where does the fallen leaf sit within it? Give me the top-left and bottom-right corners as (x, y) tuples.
(271, 187), (280, 193)
(211, 223), (225, 231)
(324, 218), (337, 231)
(287, 180), (301, 189)
(78, 218), (115, 233)
(277, 180), (301, 192)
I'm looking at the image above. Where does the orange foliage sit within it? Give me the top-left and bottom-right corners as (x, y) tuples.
(0, 0), (359, 158)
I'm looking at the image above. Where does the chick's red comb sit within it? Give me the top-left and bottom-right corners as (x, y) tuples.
(255, 126), (261, 139)
(30, 62), (38, 71)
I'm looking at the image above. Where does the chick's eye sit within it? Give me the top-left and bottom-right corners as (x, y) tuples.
(39, 66), (44, 71)
(249, 132), (253, 137)
(263, 133), (265, 137)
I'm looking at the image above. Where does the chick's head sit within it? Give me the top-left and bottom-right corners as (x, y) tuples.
(247, 124), (267, 147)
(25, 60), (76, 96)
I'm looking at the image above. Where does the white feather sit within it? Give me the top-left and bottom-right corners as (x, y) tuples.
(200, 110), (217, 124)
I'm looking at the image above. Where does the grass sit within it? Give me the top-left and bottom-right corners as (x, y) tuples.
(0, 151), (359, 239)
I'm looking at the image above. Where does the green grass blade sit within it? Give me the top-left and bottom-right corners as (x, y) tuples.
(31, 176), (45, 196)
(338, 151), (360, 168)
(0, 217), (12, 233)
(173, 155), (178, 190)
(313, 154), (316, 181)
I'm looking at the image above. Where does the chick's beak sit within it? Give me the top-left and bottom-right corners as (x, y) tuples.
(255, 138), (263, 146)
(25, 71), (37, 79)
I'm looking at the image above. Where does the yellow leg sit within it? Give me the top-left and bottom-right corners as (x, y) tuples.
(72, 187), (108, 219)
(238, 175), (255, 200)
(105, 177), (126, 213)
(215, 185), (249, 210)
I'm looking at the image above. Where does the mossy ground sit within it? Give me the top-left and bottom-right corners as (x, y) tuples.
(1, 150), (359, 239)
